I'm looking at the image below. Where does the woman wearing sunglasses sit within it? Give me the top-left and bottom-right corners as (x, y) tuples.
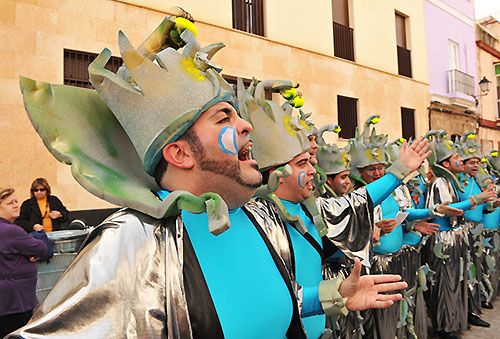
(16, 178), (69, 233)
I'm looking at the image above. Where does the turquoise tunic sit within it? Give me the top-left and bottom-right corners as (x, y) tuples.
(482, 208), (500, 230)
(281, 199), (325, 339)
(157, 190), (293, 338)
(374, 194), (403, 254)
(458, 175), (484, 222)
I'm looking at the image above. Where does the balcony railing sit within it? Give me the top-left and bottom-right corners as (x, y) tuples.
(333, 22), (354, 61)
(397, 46), (412, 78)
(447, 69), (475, 96)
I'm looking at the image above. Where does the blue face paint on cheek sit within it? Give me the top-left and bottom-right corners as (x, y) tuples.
(298, 171), (307, 188)
(218, 127), (238, 155)
(455, 160), (461, 167)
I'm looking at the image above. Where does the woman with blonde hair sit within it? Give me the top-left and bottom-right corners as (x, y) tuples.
(16, 178), (69, 233)
(0, 187), (47, 337)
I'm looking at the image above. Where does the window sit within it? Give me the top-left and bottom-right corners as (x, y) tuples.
(337, 95), (358, 139)
(496, 64), (500, 118)
(64, 49), (122, 89)
(332, 0), (354, 61)
(400, 107), (415, 140)
(395, 12), (412, 78)
(232, 0), (264, 36)
(448, 40), (459, 71)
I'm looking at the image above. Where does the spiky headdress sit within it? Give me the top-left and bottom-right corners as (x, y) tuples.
(349, 115), (388, 179)
(425, 130), (464, 192)
(488, 150), (500, 177)
(239, 79), (310, 170)
(19, 15), (235, 233)
(316, 126), (349, 176)
(455, 131), (482, 162)
(89, 21), (236, 175)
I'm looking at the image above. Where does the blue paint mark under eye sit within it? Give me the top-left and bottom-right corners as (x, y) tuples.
(218, 126), (238, 155)
(455, 160), (461, 167)
(298, 171), (307, 188)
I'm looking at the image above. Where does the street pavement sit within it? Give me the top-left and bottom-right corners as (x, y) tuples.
(463, 300), (500, 339)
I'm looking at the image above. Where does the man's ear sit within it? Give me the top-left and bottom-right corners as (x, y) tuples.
(441, 160), (450, 169)
(162, 141), (195, 169)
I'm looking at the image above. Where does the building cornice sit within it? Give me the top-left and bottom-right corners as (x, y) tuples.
(478, 118), (500, 130)
(426, 0), (474, 27)
(476, 40), (500, 59)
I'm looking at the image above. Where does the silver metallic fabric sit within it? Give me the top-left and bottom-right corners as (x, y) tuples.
(12, 204), (303, 338)
(464, 221), (483, 316)
(370, 251), (405, 339)
(245, 198), (295, 277)
(15, 209), (188, 338)
(317, 187), (373, 266)
(482, 229), (499, 301)
(426, 177), (462, 228)
(400, 245), (427, 339)
(422, 227), (469, 333)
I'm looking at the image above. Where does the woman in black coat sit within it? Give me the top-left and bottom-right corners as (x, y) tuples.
(16, 178), (69, 233)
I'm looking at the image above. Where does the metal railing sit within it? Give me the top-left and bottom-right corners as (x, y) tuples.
(333, 22), (355, 61)
(447, 69), (475, 96)
(397, 46), (412, 78)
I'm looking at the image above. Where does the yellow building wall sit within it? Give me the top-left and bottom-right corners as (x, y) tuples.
(0, 0), (429, 210)
(353, 0), (428, 83)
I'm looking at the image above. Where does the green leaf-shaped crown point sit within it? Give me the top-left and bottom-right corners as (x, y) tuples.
(88, 15), (236, 176)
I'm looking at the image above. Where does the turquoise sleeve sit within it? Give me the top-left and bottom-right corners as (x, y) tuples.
(301, 286), (324, 317)
(366, 173), (401, 206)
(448, 199), (473, 211)
(406, 208), (430, 221)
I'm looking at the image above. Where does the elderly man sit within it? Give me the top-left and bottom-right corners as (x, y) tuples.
(15, 15), (411, 338)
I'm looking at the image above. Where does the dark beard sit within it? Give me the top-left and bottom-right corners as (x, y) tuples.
(200, 158), (261, 188)
(182, 128), (261, 189)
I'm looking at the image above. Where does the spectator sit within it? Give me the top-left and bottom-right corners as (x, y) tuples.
(0, 187), (47, 337)
(16, 178), (69, 233)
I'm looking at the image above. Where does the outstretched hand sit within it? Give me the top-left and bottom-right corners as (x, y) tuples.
(398, 138), (431, 172)
(414, 220), (439, 235)
(339, 258), (407, 311)
(435, 203), (463, 217)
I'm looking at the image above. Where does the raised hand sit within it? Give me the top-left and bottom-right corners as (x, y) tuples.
(339, 258), (407, 311)
(398, 138), (431, 172)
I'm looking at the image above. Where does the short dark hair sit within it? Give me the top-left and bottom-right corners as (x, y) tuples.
(152, 127), (205, 187)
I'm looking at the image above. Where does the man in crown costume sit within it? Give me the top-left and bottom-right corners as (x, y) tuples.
(349, 121), (459, 339)
(314, 130), (368, 339)
(455, 132), (497, 326)
(12, 15), (414, 338)
(422, 131), (494, 339)
(236, 79), (435, 338)
(456, 134), (500, 313)
(482, 150), (500, 300)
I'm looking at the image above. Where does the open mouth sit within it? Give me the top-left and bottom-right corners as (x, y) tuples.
(238, 143), (253, 161)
